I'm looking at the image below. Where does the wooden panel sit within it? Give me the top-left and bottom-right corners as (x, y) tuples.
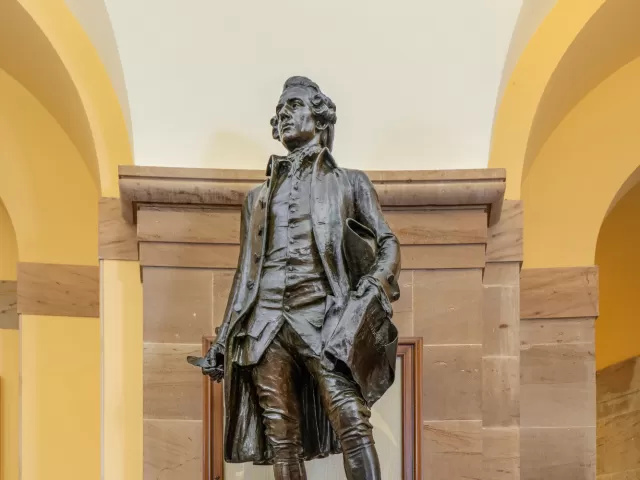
(483, 285), (519, 356)
(521, 343), (595, 427)
(521, 317), (595, 347)
(140, 242), (485, 270)
(137, 207), (488, 246)
(0, 280), (18, 329)
(423, 344), (482, 421)
(212, 270), (234, 326)
(486, 200), (523, 262)
(597, 410), (640, 476)
(17, 263), (99, 317)
(482, 356), (519, 427)
(521, 426), (596, 480)
(138, 207), (241, 245)
(521, 267), (599, 319)
(144, 343), (202, 420)
(99, 197), (138, 260)
(597, 356), (640, 419)
(483, 426), (520, 480)
(423, 420), (482, 479)
(483, 261), (520, 286)
(139, 243), (240, 269)
(414, 270), (483, 344)
(143, 268), (214, 343)
(144, 419), (201, 480)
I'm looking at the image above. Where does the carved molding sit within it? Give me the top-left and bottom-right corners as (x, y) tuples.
(119, 166), (506, 226)
(17, 263), (100, 318)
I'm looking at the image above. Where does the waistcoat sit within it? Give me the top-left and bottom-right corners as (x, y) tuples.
(246, 150), (330, 355)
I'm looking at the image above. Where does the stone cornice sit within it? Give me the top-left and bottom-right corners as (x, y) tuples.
(118, 165), (506, 226)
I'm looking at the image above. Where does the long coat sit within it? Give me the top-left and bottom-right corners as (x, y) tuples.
(216, 148), (401, 464)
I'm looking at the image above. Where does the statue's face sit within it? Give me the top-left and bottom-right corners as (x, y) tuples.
(275, 87), (318, 151)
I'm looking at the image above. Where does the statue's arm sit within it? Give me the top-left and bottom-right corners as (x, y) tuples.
(214, 190), (252, 348)
(352, 170), (401, 304)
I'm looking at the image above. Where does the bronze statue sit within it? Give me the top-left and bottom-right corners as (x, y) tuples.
(190, 76), (401, 480)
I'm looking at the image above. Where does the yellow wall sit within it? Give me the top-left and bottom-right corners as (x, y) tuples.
(0, 329), (19, 480)
(522, 57), (640, 268)
(0, 201), (17, 280)
(490, 0), (608, 199)
(595, 183), (640, 369)
(102, 260), (143, 480)
(11, 0), (132, 197)
(21, 315), (101, 480)
(0, 70), (98, 265)
(0, 200), (18, 480)
(0, 69), (101, 479)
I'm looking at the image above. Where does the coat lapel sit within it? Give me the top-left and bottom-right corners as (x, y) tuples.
(311, 149), (352, 303)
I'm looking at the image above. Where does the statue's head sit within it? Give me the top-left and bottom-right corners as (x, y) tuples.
(270, 76), (337, 152)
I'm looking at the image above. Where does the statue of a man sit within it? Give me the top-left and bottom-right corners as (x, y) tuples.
(199, 76), (401, 479)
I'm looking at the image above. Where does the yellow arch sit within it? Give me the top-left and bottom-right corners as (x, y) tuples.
(0, 71), (98, 264)
(491, 0), (640, 268)
(2, 0), (132, 197)
(491, 0), (613, 199)
(521, 57), (640, 268)
(0, 70), (101, 480)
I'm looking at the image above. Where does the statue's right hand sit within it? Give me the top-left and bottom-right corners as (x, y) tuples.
(203, 342), (225, 382)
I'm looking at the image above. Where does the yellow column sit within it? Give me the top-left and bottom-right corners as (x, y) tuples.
(102, 260), (143, 480)
(0, 200), (18, 480)
(0, 329), (19, 480)
(20, 315), (100, 480)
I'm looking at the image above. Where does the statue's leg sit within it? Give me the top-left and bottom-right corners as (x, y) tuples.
(304, 359), (381, 480)
(252, 332), (306, 480)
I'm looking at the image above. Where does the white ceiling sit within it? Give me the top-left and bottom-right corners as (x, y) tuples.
(64, 0), (556, 171)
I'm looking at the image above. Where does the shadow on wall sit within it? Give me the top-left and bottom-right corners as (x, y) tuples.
(595, 179), (640, 370)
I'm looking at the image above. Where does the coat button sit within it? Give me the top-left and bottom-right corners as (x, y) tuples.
(234, 303), (242, 312)
(247, 280), (255, 290)
(254, 254), (260, 264)
(284, 305), (291, 312)
(258, 226), (263, 236)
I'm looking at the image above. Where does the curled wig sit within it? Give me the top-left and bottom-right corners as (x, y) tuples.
(271, 76), (337, 151)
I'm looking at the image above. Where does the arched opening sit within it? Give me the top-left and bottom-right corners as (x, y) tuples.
(490, 0), (640, 199)
(0, 0), (132, 196)
(492, 1), (640, 476)
(595, 179), (640, 370)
